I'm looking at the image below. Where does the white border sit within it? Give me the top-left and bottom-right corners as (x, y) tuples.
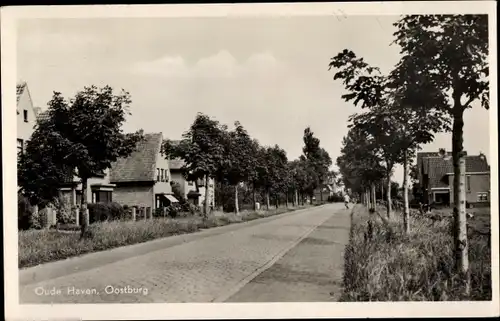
(2, 2), (499, 320)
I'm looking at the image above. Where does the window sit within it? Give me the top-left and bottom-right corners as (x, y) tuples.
(477, 192), (488, 202)
(17, 139), (23, 155)
(92, 190), (112, 203)
(466, 175), (471, 192)
(165, 170), (169, 182)
(156, 168), (160, 182)
(23, 110), (28, 122)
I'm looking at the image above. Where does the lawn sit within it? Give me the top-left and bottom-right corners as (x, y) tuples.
(19, 206), (308, 269)
(341, 204), (492, 301)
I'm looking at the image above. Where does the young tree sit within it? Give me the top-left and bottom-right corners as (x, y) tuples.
(224, 122), (255, 214)
(391, 14), (489, 292)
(330, 48), (450, 222)
(301, 127), (333, 201)
(162, 113), (227, 217)
(19, 86), (144, 235)
(337, 126), (386, 210)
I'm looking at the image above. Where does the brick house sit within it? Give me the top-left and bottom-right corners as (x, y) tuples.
(168, 158), (215, 207)
(109, 132), (179, 210)
(417, 151), (490, 206)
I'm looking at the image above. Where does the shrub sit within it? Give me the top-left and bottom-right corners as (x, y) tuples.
(87, 202), (125, 223)
(18, 195), (33, 230)
(341, 206), (492, 301)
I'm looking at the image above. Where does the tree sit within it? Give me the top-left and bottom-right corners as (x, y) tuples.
(162, 113), (227, 217)
(224, 122), (255, 214)
(391, 14), (489, 293)
(19, 86), (144, 236)
(330, 48), (450, 223)
(301, 127), (332, 201)
(336, 126), (385, 209)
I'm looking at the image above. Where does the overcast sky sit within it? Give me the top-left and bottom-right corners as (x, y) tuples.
(17, 16), (491, 184)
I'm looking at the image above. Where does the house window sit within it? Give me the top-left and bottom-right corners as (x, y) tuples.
(23, 110), (28, 122)
(165, 170), (169, 182)
(92, 190), (112, 203)
(466, 175), (471, 192)
(17, 139), (23, 156)
(160, 169), (164, 182)
(477, 192), (488, 202)
(156, 168), (160, 182)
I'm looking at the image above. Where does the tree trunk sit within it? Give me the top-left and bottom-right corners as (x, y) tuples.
(295, 190), (299, 207)
(234, 184), (239, 214)
(252, 185), (257, 211)
(80, 176), (89, 238)
(452, 108), (470, 295)
(403, 149), (410, 234)
(320, 188), (323, 202)
(381, 183), (384, 202)
(386, 168), (392, 218)
(371, 184), (376, 211)
(365, 189), (369, 208)
(266, 189), (270, 210)
(286, 193), (289, 208)
(203, 174), (210, 217)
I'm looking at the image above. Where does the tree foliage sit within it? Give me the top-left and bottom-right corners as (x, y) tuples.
(18, 85), (144, 207)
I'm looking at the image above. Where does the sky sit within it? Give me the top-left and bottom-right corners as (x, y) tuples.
(17, 16), (491, 185)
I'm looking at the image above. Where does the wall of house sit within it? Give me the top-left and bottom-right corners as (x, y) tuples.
(112, 185), (154, 208)
(153, 148), (173, 196)
(449, 173), (491, 205)
(17, 89), (37, 144)
(169, 172), (215, 206)
(72, 169), (113, 203)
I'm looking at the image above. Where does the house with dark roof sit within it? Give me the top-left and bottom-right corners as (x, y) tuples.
(417, 151), (490, 206)
(109, 133), (178, 210)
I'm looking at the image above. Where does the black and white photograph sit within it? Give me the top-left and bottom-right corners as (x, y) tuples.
(2, 2), (498, 319)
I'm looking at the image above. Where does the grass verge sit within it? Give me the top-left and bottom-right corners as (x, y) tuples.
(341, 205), (491, 301)
(19, 205), (311, 268)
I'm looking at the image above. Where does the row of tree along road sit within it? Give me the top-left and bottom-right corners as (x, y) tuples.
(331, 15), (489, 297)
(18, 92), (335, 237)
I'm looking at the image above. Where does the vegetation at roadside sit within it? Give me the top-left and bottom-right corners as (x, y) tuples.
(19, 205), (308, 268)
(341, 206), (491, 301)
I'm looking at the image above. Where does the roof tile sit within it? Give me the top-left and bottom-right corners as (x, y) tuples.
(109, 133), (163, 183)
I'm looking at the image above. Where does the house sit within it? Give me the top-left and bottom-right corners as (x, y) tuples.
(312, 178), (336, 203)
(16, 81), (40, 161)
(109, 132), (179, 210)
(167, 143), (215, 207)
(417, 151), (490, 206)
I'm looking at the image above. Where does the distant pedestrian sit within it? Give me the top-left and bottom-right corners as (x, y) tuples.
(344, 194), (350, 209)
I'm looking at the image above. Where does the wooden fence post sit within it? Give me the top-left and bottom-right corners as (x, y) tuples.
(74, 207), (80, 226)
(132, 207), (136, 221)
(146, 207), (152, 219)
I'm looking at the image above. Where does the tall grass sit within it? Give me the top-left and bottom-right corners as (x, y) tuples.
(19, 205), (308, 268)
(341, 205), (491, 301)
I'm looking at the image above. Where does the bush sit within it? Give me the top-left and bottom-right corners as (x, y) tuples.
(87, 202), (125, 223)
(18, 195), (33, 230)
(341, 206), (492, 301)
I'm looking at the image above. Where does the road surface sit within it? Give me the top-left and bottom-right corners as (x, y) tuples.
(19, 203), (351, 303)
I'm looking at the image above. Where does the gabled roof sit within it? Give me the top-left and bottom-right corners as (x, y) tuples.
(425, 154), (490, 188)
(17, 82), (27, 103)
(166, 140), (185, 170)
(109, 133), (163, 183)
